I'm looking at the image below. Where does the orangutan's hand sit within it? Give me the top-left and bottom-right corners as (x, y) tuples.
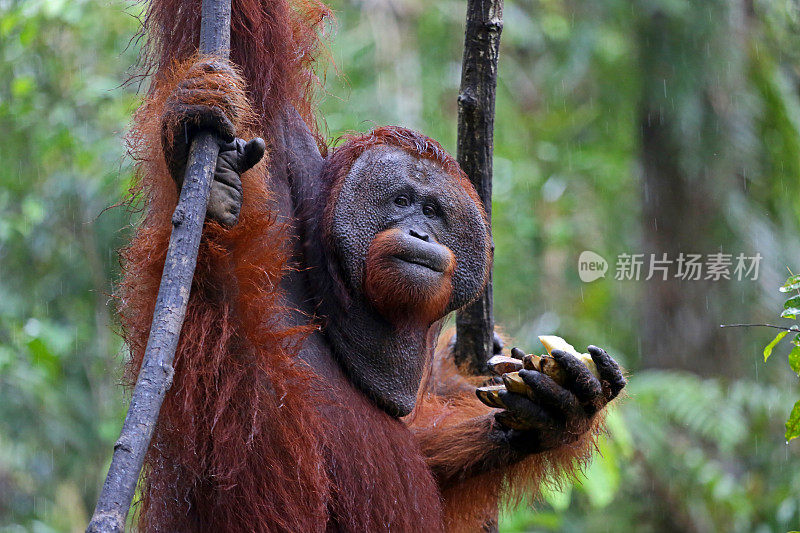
(160, 59), (264, 227)
(478, 345), (625, 454)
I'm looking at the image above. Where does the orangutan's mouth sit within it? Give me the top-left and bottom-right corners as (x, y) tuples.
(393, 254), (445, 273)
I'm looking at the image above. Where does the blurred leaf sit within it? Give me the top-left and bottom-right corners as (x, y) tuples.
(26, 337), (60, 379)
(11, 75), (35, 98)
(779, 275), (800, 292)
(542, 484), (572, 511)
(578, 436), (620, 508)
(764, 330), (787, 361)
(605, 407), (634, 458)
(786, 401), (800, 442)
(789, 345), (800, 375)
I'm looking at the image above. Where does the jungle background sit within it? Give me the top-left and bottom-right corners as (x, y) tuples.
(1, 0), (800, 531)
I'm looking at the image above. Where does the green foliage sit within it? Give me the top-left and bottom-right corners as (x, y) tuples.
(504, 372), (799, 532)
(764, 330), (788, 361)
(1, 0), (799, 530)
(619, 373), (799, 532)
(762, 274), (800, 442)
(789, 345), (800, 375)
(0, 0), (138, 528)
(501, 407), (633, 532)
(787, 401), (800, 442)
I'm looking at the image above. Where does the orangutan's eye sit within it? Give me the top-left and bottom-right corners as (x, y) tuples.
(394, 195), (410, 207)
(422, 204), (437, 218)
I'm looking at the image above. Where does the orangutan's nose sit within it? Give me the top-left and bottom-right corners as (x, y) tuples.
(409, 228), (430, 242)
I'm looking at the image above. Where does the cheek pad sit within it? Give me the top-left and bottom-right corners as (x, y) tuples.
(443, 191), (491, 312)
(330, 152), (400, 291)
(330, 146), (490, 307)
(331, 194), (374, 292)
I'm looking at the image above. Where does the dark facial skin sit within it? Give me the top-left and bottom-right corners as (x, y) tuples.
(332, 146), (490, 314)
(322, 146), (492, 416)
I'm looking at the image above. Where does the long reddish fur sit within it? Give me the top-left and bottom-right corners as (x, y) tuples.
(121, 56), (333, 530)
(136, 0), (331, 145)
(121, 0), (601, 529)
(122, 67), (447, 529)
(120, 0), (334, 527)
(121, 1), (450, 529)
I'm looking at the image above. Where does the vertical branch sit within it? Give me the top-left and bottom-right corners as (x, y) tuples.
(455, 0), (503, 375)
(86, 1), (231, 531)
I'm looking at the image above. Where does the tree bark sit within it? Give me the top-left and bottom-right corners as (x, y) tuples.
(639, 104), (733, 376)
(637, 0), (749, 377)
(86, 1), (231, 530)
(454, 0), (503, 376)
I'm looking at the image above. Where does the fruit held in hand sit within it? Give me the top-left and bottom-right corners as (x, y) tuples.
(538, 335), (600, 380)
(501, 372), (530, 396)
(477, 335), (604, 411)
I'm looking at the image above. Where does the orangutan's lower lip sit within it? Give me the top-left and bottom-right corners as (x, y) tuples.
(392, 255), (446, 273)
(387, 232), (452, 273)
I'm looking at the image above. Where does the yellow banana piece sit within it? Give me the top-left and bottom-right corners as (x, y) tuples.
(538, 335), (600, 380)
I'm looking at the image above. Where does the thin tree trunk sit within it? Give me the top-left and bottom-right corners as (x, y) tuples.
(455, 1), (503, 531)
(86, 1), (231, 530)
(454, 0), (503, 376)
(639, 103), (731, 375)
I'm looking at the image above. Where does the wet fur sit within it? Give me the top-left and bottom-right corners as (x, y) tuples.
(121, 56), (330, 530)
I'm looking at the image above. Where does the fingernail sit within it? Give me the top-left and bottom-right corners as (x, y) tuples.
(502, 372), (529, 396)
(487, 355), (523, 375)
(476, 385), (506, 409)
